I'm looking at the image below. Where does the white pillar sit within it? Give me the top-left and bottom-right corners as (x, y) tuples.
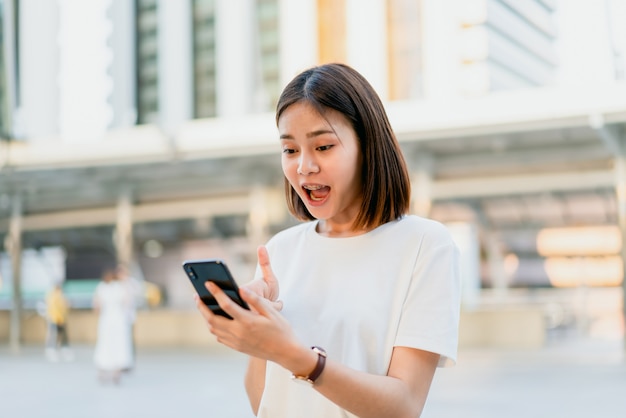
(421, 0), (461, 99)
(278, 0), (318, 86)
(412, 154), (434, 217)
(215, 0), (255, 116)
(109, 0), (137, 128)
(58, 0), (115, 143)
(345, 0), (388, 98)
(17, 0), (60, 139)
(158, 0), (192, 135)
(2, 0), (17, 138)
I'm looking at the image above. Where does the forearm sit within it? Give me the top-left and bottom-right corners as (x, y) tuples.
(245, 356), (266, 416)
(278, 345), (436, 418)
(314, 361), (425, 418)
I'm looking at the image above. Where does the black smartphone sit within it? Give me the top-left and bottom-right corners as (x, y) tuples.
(182, 259), (249, 319)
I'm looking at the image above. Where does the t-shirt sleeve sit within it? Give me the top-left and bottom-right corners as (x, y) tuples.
(394, 233), (461, 367)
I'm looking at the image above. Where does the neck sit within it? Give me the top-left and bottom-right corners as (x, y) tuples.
(316, 220), (369, 237)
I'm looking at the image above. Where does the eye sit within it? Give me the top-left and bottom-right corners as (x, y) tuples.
(282, 148), (296, 154)
(317, 145), (333, 151)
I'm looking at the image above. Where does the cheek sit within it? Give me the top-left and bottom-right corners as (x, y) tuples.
(343, 153), (362, 181)
(281, 158), (297, 183)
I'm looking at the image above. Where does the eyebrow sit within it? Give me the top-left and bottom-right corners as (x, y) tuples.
(279, 128), (336, 140)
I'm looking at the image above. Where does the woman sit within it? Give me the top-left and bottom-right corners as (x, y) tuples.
(196, 63), (461, 417)
(93, 267), (134, 384)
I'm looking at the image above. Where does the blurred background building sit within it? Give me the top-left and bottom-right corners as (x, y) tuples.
(1, 0), (626, 349)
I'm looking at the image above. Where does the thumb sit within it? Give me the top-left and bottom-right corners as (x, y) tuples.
(240, 287), (273, 317)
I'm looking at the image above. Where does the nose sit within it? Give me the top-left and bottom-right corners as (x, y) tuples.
(297, 152), (319, 175)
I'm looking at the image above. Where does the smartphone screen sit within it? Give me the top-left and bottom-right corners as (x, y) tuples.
(182, 259), (249, 319)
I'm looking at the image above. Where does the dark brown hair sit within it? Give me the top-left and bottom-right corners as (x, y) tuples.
(276, 63), (411, 230)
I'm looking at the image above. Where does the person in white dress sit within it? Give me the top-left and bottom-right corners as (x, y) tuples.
(93, 267), (134, 384)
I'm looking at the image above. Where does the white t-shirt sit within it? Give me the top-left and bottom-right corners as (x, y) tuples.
(256, 215), (461, 418)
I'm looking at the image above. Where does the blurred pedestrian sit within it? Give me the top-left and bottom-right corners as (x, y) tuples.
(116, 264), (142, 371)
(93, 267), (134, 384)
(44, 282), (73, 362)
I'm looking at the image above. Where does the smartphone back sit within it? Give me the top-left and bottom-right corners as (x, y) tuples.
(182, 259), (248, 318)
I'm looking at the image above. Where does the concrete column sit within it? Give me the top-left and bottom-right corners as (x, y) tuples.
(278, 0), (317, 86)
(215, 0), (255, 116)
(421, 0), (461, 100)
(7, 195), (22, 353)
(411, 154), (433, 217)
(108, 0), (137, 128)
(16, 0), (60, 139)
(1, 0), (17, 138)
(345, 0), (388, 98)
(58, 0), (114, 143)
(114, 189), (134, 269)
(158, 0), (192, 135)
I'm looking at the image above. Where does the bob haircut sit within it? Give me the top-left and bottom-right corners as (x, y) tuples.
(275, 63), (411, 230)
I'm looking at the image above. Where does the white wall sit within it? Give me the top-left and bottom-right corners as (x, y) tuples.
(555, 0), (617, 86)
(17, 0), (60, 139)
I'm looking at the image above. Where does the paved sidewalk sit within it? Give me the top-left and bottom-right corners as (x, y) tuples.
(1, 336), (625, 418)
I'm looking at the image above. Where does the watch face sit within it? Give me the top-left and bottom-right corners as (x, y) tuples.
(291, 375), (314, 387)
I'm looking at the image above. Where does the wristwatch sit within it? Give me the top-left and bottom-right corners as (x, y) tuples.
(291, 346), (327, 386)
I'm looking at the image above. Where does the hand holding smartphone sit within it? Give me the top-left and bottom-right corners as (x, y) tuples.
(182, 259), (249, 319)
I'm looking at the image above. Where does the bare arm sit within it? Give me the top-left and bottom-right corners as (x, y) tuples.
(317, 347), (438, 417)
(244, 357), (266, 415)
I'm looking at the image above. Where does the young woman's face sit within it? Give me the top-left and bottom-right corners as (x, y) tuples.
(278, 101), (363, 233)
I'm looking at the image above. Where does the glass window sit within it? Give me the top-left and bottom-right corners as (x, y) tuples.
(0, 2), (8, 138)
(0, 0), (11, 140)
(135, 0), (159, 124)
(255, 0), (280, 110)
(192, 0), (217, 118)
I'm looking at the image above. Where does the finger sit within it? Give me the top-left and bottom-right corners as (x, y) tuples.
(205, 281), (245, 320)
(271, 299), (284, 311)
(240, 287), (274, 317)
(257, 246), (279, 300)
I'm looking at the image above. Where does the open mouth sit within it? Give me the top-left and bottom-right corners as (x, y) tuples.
(303, 184), (330, 202)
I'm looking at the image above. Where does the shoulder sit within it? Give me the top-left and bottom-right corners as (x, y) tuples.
(390, 215), (456, 248)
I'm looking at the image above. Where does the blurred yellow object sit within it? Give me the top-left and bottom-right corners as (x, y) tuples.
(46, 286), (69, 324)
(144, 281), (162, 307)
